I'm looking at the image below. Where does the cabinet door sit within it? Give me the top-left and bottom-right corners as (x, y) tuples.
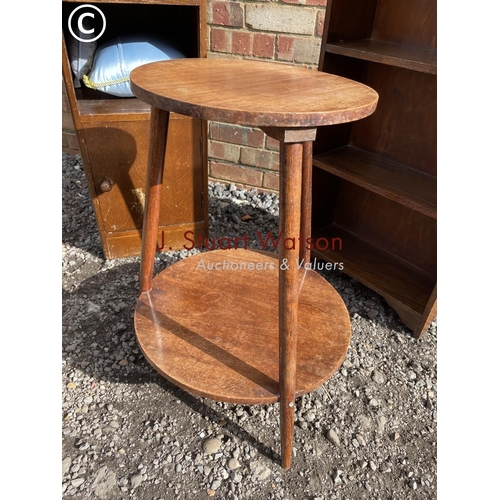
(82, 113), (205, 234)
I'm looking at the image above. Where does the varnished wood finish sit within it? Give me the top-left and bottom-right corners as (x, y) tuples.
(314, 0), (437, 337)
(325, 40), (436, 74)
(351, 65), (436, 175)
(313, 146), (436, 218)
(260, 127), (317, 143)
(139, 108), (169, 293)
(327, 0), (436, 50)
(62, 34), (111, 253)
(312, 224), (435, 314)
(371, 0), (436, 49)
(278, 142), (303, 469)
(83, 113), (205, 233)
(130, 59), (378, 128)
(260, 128), (314, 268)
(101, 222), (207, 259)
(328, 0), (378, 43)
(325, 0), (437, 74)
(385, 287), (436, 339)
(77, 99), (151, 119)
(300, 142), (313, 265)
(134, 250), (351, 403)
(414, 285), (437, 339)
(132, 58), (377, 467)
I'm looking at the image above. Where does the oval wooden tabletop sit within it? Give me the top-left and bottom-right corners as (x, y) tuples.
(130, 59), (378, 128)
(134, 250), (351, 404)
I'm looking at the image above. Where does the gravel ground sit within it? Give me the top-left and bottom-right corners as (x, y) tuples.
(62, 151), (437, 499)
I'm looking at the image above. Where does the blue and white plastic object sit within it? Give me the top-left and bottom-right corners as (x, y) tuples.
(83, 34), (185, 97)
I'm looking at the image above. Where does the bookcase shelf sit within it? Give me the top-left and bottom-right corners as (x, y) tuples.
(313, 146), (436, 219)
(313, 0), (437, 338)
(325, 40), (436, 74)
(312, 224), (435, 315)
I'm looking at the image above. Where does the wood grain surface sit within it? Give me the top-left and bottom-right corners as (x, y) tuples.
(313, 145), (436, 218)
(139, 108), (170, 293)
(130, 59), (378, 128)
(134, 250), (351, 405)
(278, 142), (303, 468)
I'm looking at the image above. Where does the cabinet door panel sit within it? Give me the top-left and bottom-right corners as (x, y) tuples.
(82, 113), (204, 233)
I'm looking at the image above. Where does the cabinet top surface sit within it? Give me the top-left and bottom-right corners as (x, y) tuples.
(130, 59), (378, 128)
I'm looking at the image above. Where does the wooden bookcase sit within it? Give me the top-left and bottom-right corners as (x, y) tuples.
(62, 0), (208, 259)
(312, 0), (437, 338)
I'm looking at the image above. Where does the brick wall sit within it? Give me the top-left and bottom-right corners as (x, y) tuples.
(61, 0), (327, 190)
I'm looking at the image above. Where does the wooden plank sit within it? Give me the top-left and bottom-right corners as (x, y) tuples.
(102, 221), (207, 259)
(135, 249), (351, 405)
(139, 108), (170, 293)
(130, 59), (379, 128)
(278, 142), (303, 469)
(300, 141), (313, 264)
(313, 146), (436, 218)
(312, 224), (436, 314)
(325, 39), (437, 74)
(78, 98), (150, 118)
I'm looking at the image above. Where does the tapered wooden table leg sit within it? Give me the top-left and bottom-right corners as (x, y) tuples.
(300, 141), (313, 265)
(139, 108), (170, 293)
(261, 127), (317, 469)
(279, 141), (303, 469)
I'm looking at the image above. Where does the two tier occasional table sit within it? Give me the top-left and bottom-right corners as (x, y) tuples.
(130, 59), (378, 469)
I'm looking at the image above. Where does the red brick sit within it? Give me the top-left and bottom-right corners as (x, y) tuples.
(263, 171), (279, 191)
(245, 128), (265, 148)
(212, 1), (243, 27)
(316, 10), (325, 37)
(232, 31), (252, 55)
(210, 122), (243, 144)
(240, 146), (279, 170)
(210, 161), (263, 188)
(266, 136), (280, 151)
(212, 1), (229, 24)
(208, 140), (240, 162)
(62, 133), (68, 148)
(252, 33), (275, 59)
(277, 36), (294, 62)
(210, 123), (266, 148)
(211, 29), (231, 53)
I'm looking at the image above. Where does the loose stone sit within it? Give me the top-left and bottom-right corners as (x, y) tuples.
(203, 438), (222, 455)
(130, 474), (143, 489)
(228, 458), (240, 470)
(326, 429), (340, 446)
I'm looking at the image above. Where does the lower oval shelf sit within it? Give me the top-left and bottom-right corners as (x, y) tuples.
(134, 249), (351, 404)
